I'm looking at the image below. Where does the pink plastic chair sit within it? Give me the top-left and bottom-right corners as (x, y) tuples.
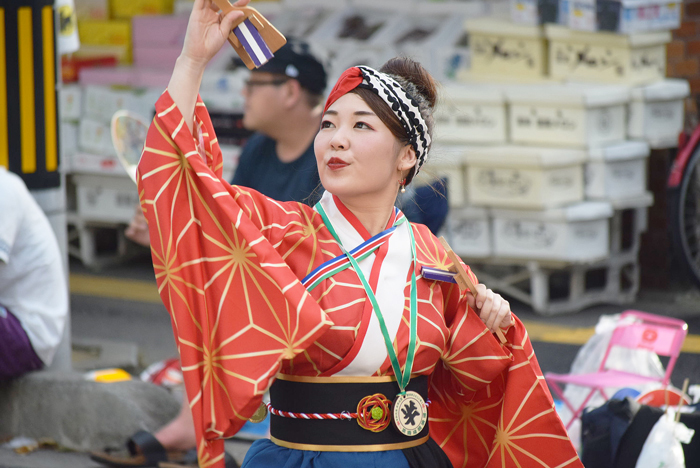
(545, 310), (688, 429)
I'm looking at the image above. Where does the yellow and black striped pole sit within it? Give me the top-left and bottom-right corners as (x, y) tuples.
(0, 0), (59, 189)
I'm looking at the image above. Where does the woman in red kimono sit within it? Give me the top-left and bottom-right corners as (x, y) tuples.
(136, 1), (583, 467)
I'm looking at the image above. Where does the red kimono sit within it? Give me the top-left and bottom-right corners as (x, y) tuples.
(136, 90), (582, 468)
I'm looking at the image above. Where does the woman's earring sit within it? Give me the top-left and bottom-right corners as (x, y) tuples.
(400, 179), (406, 194)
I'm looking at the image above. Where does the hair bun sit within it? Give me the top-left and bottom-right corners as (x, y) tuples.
(379, 57), (438, 109)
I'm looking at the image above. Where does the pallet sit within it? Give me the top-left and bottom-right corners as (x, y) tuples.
(465, 199), (650, 315)
(66, 213), (142, 269)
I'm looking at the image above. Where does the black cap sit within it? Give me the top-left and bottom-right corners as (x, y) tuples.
(254, 38), (327, 95)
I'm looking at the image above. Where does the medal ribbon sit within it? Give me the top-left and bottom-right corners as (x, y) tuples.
(315, 202), (418, 395)
(302, 209), (404, 291)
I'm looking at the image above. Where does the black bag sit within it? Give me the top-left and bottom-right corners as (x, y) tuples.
(581, 397), (700, 468)
(581, 397), (641, 468)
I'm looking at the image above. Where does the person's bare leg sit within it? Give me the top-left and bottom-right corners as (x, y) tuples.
(153, 392), (197, 451)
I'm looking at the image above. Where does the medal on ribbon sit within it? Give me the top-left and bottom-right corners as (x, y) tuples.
(316, 202), (427, 436)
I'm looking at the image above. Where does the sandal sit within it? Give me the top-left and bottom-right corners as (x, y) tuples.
(158, 449), (240, 468)
(90, 430), (188, 467)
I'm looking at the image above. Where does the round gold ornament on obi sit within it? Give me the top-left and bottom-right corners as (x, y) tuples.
(393, 391), (427, 436)
(248, 402), (268, 423)
(356, 393), (392, 432)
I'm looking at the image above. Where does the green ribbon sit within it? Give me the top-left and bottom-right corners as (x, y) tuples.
(315, 202), (418, 395)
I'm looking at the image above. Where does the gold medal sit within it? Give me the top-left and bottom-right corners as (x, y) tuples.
(248, 402), (268, 423)
(392, 391), (427, 436)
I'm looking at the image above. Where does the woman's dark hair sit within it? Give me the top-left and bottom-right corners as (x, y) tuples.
(350, 57), (438, 185)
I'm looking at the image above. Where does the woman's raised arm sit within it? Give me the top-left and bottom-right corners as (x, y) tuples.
(168, 0), (249, 133)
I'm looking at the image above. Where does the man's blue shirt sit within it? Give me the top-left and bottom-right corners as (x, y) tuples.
(231, 133), (321, 205)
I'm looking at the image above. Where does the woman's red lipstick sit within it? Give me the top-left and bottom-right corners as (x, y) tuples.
(327, 157), (349, 171)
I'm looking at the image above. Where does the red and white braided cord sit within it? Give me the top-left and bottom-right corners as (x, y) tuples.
(265, 403), (356, 420)
(265, 400), (431, 420)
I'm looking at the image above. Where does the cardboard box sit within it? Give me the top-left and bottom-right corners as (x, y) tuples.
(75, 0), (109, 20)
(110, 0), (174, 19)
(131, 15), (188, 48)
(569, 0), (680, 33)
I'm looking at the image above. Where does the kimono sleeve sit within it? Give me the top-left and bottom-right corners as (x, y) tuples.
(136, 90), (333, 468)
(429, 269), (582, 468)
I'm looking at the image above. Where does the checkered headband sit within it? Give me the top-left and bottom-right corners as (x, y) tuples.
(324, 66), (431, 178)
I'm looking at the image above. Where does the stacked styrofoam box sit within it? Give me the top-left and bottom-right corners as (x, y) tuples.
(491, 201), (613, 261)
(504, 82), (630, 147)
(464, 145), (588, 209)
(628, 79), (690, 149)
(464, 146), (615, 262)
(545, 24), (671, 85)
(434, 83), (508, 145)
(426, 144), (495, 258)
(585, 140), (650, 200)
(464, 18), (549, 80)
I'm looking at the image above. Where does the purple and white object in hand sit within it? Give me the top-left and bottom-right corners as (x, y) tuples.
(233, 18), (273, 67)
(420, 266), (457, 284)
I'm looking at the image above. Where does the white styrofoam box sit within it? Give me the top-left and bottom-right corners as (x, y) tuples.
(628, 79), (690, 149)
(60, 84), (82, 121)
(510, 0), (569, 26)
(68, 152), (125, 176)
(435, 83), (507, 144)
(569, 0), (681, 33)
(585, 140), (650, 200)
(419, 144), (469, 208)
(72, 173), (140, 223)
(505, 82), (629, 147)
(609, 190), (653, 210)
(79, 118), (115, 157)
(60, 122), (79, 168)
(441, 206), (492, 258)
(546, 24), (670, 85)
(465, 18), (548, 79)
(492, 201), (614, 261)
(464, 145), (587, 208)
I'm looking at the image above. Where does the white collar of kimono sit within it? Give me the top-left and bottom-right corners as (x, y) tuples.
(316, 191), (412, 376)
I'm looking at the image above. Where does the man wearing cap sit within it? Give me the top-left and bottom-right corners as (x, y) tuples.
(231, 37), (326, 203)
